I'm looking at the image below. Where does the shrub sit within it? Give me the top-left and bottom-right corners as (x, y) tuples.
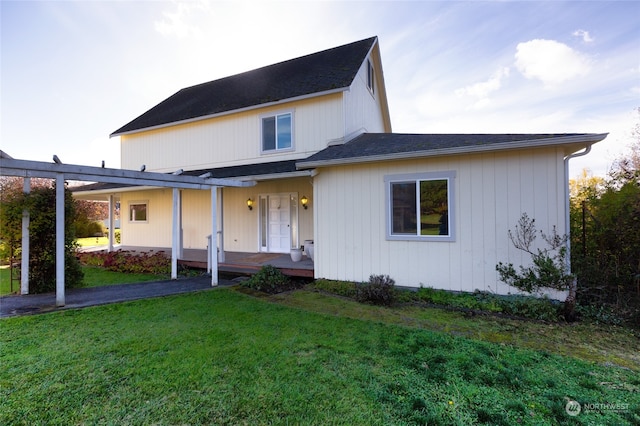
(313, 279), (357, 298)
(0, 183), (84, 293)
(575, 304), (624, 326)
(355, 274), (396, 306)
(78, 250), (170, 275)
(496, 213), (576, 321)
(416, 287), (562, 321)
(240, 264), (293, 294)
(75, 220), (104, 238)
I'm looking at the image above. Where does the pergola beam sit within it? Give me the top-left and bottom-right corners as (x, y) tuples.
(0, 151), (253, 305)
(0, 156), (254, 189)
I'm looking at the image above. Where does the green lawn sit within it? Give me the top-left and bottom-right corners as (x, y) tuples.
(1, 288), (638, 425)
(76, 236), (110, 247)
(0, 266), (168, 296)
(0, 267), (20, 295)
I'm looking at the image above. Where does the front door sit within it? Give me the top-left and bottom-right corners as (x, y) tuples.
(265, 194), (291, 253)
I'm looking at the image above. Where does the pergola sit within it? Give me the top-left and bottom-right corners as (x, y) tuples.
(0, 150), (254, 306)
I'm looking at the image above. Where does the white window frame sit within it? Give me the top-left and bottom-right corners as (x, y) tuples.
(384, 171), (456, 242)
(366, 59), (375, 95)
(128, 200), (149, 223)
(261, 111), (294, 154)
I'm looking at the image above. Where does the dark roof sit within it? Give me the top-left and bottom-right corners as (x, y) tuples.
(297, 133), (599, 167)
(182, 160), (299, 179)
(112, 37), (377, 136)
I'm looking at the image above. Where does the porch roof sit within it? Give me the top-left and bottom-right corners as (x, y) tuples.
(296, 133), (608, 168)
(71, 159), (309, 195)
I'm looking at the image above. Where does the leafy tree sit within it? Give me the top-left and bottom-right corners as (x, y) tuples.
(570, 108), (640, 325)
(0, 178), (83, 293)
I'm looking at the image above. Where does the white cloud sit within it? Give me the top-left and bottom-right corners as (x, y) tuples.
(154, 0), (208, 39)
(515, 39), (591, 86)
(454, 67), (510, 108)
(572, 29), (594, 43)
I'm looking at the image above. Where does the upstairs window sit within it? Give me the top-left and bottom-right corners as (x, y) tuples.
(262, 112), (293, 152)
(367, 59), (374, 94)
(385, 172), (456, 241)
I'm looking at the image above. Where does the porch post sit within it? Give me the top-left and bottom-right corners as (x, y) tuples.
(20, 178), (30, 295)
(56, 174), (65, 307)
(211, 186), (218, 286)
(107, 194), (114, 252)
(171, 187), (179, 279)
(178, 190), (183, 259)
(218, 188), (225, 262)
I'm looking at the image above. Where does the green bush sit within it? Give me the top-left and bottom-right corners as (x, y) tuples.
(576, 304), (624, 325)
(0, 184), (84, 293)
(313, 279), (357, 298)
(75, 220), (104, 238)
(355, 274), (396, 306)
(78, 250), (170, 275)
(240, 264), (294, 294)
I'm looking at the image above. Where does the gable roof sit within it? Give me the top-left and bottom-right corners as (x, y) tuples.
(296, 133), (608, 168)
(111, 37), (378, 137)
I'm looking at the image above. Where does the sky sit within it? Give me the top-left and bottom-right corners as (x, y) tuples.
(1, 0), (639, 178)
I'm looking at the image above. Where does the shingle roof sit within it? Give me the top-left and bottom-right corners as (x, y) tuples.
(182, 160), (299, 179)
(111, 37), (377, 136)
(296, 133), (603, 167)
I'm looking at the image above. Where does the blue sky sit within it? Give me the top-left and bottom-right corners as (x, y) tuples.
(2, 0), (639, 177)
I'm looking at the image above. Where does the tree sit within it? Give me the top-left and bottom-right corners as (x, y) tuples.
(569, 108), (640, 325)
(0, 178), (84, 293)
(496, 213), (576, 320)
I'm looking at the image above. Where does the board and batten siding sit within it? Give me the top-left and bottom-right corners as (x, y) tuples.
(343, 51), (389, 136)
(119, 178), (313, 253)
(313, 147), (567, 296)
(120, 94), (345, 173)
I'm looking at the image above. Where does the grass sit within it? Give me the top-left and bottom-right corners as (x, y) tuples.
(1, 288), (639, 425)
(0, 265), (168, 296)
(0, 266), (19, 295)
(76, 236), (110, 247)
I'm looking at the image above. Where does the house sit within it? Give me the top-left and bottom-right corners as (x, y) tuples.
(75, 36), (607, 296)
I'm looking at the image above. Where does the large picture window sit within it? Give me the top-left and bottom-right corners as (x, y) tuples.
(129, 201), (148, 223)
(262, 112), (292, 152)
(385, 172), (455, 241)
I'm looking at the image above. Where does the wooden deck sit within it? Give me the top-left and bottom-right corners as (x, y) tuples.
(84, 246), (314, 279)
(180, 249), (314, 278)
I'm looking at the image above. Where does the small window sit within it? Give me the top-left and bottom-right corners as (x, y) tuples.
(367, 59), (374, 94)
(385, 172), (455, 241)
(129, 202), (148, 223)
(262, 112), (293, 152)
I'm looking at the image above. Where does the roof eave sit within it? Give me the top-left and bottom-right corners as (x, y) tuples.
(296, 133), (608, 169)
(233, 170), (314, 182)
(110, 87), (349, 138)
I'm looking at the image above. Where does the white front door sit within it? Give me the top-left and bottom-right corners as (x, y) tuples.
(266, 194), (291, 253)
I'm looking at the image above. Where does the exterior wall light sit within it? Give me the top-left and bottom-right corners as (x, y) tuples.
(300, 195), (309, 210)
(247, 198), (254, 211)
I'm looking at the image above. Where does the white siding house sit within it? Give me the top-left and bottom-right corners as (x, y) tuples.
(75, 36), (607, 296)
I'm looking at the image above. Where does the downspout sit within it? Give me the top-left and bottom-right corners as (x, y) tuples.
(562, 144), (592, 319)
(563, 144), (592, 273)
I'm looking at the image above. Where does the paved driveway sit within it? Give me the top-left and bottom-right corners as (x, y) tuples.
(0, 276), (234, 318)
